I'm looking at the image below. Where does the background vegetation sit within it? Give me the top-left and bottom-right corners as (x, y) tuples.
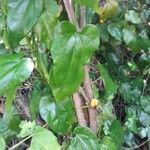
(0, 0), (150, 149)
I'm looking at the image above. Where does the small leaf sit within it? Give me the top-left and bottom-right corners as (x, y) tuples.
(108, 23), (122, 41)
(30, 127), (60, 150)
(19, 121), (36, 138)
(140, 96), (150, 114)
(100, 136), (116, 150)
(122, 28), (136, 45)
(50, 21), (99, 100)
(0, 136), (5, 150)
(99, 23), (110, 42)
(125, 10), (141, 24)
(99, 0), (118, 23)
(97, 64), (118, 101)
(4, 0), (43, 48)
(139, 111), (150, 127)
(119, 83), (141, 103)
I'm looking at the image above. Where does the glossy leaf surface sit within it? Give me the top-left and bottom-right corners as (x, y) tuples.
(69, 127), (100, 150)
(4, 0), (43, 48)
(50, 21), (99, 100)
(0, 54), (34, 94)
(40, 97), (74, 134)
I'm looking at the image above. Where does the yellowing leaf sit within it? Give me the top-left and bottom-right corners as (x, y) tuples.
(99, 0), (118, 23)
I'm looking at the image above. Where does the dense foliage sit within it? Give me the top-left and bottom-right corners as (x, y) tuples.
(0, 0), (150, 149)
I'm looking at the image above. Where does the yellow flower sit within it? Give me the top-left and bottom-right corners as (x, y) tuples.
(90, 98), (99, 107)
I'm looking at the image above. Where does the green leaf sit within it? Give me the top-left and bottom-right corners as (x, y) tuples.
(109, 120), (124, 149)
(0, 54), (34, 94)
(122, 28), (136, 45)
(129, 38), (150, 52)
(34, 0), (60, 49)
(0, 136), (5, 150)
(97, 64), (118, 101)
(100, 136), (116, 150)
(40, 97), (74, 134)
(30, 127), (60, 150)
(139, 111), (150, 127)
(4, 0), (43, 48)
(69, 127), (100, 150)
(125, 10), (141, 24)
(50, 21), (99, 100)
(29, 79), (48, 120)
(125, 116), (138, 133)
(74, 0), (99, 12)
(19, 121), (36, 138)
(0, 118), (16, 139)
(119, 83), (141, 103)
(140, 96), (150, 114)
(101, 120), (124, 150)
(99, 23), (109, 42)
(108, 23), (122, 41)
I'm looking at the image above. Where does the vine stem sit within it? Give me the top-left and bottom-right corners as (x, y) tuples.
(63, 0), (97, 132)
(73, 93), (87, 126)
(63, 0), (87, 127)
(122, 138), (150, 150)
(84, 65), (97, 132)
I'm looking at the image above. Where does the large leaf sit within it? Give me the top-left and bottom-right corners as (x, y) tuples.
(68, 127), (100, 150)
(30, 126), (60, 150)
(0, 54), (34, 94)
(40, 97), (74, 134)
(4, 0), (43, 48)
(97, 64), (118, 101)
(34, 0), (60, 49)
(0, 136), (5, 150)
(50, 21), (99, 100)
(74, 0), (99, 12)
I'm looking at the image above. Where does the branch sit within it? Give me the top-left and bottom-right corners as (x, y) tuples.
(73, 93), (87, 126)
(63, 0), (78, 28)
(84, 65), (97, 132)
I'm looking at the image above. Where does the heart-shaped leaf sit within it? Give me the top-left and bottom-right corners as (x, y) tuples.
(50, 21), (99, 100)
